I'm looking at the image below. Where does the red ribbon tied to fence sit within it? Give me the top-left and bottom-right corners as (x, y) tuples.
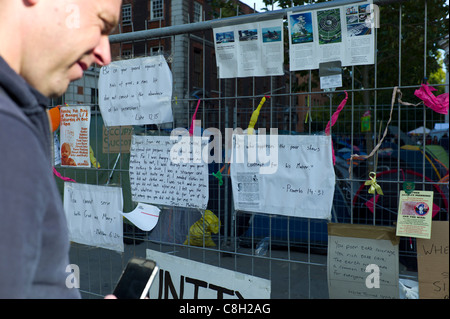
(325, 91), (348, 165)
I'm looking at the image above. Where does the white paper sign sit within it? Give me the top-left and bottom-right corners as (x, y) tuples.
(98, 56), (173, 127)
(213, 18), (284, 78)
(230, 134), (335, 219)
(129, 135), (209, 209)
(320, 74), (343, 89)
(59, 106), (90, 167)
(63, 183), (124, 252)
(120, 203), (160, 232)
(288, 1), (375, 71)
(146, 249), (271, 299)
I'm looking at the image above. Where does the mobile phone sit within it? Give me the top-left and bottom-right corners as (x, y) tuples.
(113, 258), (159, 299)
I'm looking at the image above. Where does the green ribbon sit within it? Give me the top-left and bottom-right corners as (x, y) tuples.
(212, 170), (223, 186)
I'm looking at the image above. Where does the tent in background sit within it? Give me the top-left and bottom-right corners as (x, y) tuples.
(408, 126), (431, 135)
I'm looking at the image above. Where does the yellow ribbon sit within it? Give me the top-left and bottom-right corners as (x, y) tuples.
(364, 172), (383, 195)
(247, 96), (268, 135)
(89, 146), (101, 168)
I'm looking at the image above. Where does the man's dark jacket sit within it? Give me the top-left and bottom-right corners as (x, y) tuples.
(0, 56), (80, 298)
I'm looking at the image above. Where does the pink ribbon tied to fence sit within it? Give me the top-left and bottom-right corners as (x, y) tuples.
(53, 167), (76, 183)
(325, 91), (348, 165)
(414, 83), (449, 115)
(189, 99), (201, 136)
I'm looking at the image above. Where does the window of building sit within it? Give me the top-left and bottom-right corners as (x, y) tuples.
(150, 46), (163, 56)
(151, 0), (164, 20)
(121, 49), (133, 59)
(193, 47), (203, 88)
(122, 4), (132, 24)
(193, 2), (203, 23)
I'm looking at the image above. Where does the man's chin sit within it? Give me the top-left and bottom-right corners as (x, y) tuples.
(46, 82), (71, 99)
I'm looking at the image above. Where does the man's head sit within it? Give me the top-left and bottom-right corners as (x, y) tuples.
(0, 0), (121, 98)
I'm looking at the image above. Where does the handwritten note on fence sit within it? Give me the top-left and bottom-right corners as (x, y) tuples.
(129, 135), (209, 209)
(327, 223), (399, 299)
(230, 134), (335, 219)
(63, 183), (124, 252)
(98, 56), (173, 127)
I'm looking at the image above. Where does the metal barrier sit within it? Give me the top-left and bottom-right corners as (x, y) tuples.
(56, 0), (448, 299)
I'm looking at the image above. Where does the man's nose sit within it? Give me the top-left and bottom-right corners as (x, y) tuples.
(93, 35), (112, 66)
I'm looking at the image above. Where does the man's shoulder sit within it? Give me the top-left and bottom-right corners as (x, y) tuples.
(0, 91), (37, 133)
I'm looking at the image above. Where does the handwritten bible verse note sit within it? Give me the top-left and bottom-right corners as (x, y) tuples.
(98, 56), (174, 127)
(230, 134), (335, 219)
(327, 223), (399, 299)
(129, 135), (209, 209)
(63, 183), (124, 252)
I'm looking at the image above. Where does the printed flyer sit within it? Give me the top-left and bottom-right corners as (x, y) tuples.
(396, 190), (433, 239)
(59, 105), (91, 167)
(213, 18), (284, 78)
(288, 1), (374, 71)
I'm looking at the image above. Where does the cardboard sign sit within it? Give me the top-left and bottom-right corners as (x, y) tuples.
(102, 125), (133, 153)
(417, 221), (449, 299)
(327, 223), (400, 299)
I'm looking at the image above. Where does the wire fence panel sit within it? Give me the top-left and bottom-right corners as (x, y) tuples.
(54, 0), (448, 299)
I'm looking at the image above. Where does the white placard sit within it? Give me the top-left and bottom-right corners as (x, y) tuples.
(59, 105), (90, 167)
(213, 18), (284, 78)
(63, 183), (124, 252)
(146, 249), (271, 299)
(230, 134), (335, 219)
(129, 135), (209, 209)
(98, 56), (173, 127)
(320, 74), (343, 89)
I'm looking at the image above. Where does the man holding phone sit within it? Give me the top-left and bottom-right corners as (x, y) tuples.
(0, 0), (121, 298)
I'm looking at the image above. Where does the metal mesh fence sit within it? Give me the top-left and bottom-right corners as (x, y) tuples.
(53, 0), (448, 299)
